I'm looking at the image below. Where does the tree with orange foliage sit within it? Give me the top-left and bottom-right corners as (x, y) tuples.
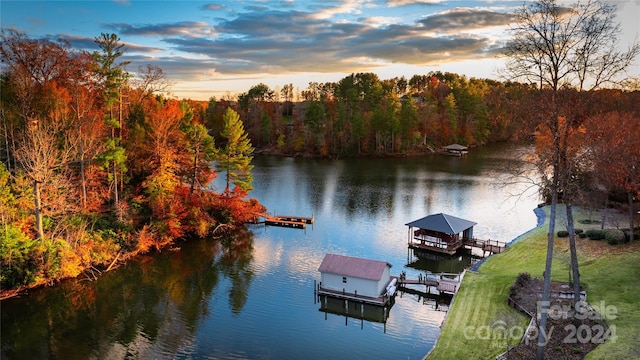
(586, 111), (640, 242)
(139, 98), (189, 248)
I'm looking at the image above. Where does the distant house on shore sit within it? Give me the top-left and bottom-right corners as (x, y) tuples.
(318, 254), (392, 299)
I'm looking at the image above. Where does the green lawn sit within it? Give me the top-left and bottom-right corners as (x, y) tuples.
(426, 205), (640, 360)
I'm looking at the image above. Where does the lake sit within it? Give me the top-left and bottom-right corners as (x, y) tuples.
(1, 143), (540, 360)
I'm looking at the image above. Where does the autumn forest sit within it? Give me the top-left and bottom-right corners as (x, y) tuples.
(1, 30), (639, 296)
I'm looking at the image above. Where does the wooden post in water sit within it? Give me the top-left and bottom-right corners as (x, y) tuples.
(383, 307), (387, 333)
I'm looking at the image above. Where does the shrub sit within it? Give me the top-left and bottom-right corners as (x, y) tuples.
(515, 272), (531, 287)
(557, 230), (569, 238)
(622, 229), (640, 242)
(510, 272), (531, 297)
(578, 232), (587, 238)
(574, 229), (584, 234)
(586, 229), (605, 240)
(0, 225), (39, 288)
(605, 229), (626, 245)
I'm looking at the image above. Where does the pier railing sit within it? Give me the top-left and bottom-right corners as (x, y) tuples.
(463, 238), (506, 254)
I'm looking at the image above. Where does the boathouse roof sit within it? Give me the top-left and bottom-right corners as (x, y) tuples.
(405, 213), (476, 234)
(318, 254), (391, 281)
(444, 143), (468, 151)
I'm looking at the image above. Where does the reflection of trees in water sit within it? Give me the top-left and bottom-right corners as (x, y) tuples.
(219, 228), (255, 315)
(0, 229), (256, 359)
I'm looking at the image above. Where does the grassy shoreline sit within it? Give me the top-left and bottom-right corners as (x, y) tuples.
(426, 205), (640, 359)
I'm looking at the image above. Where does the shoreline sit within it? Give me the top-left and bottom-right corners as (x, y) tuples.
(424, 204), (638, 359)
(468, 206), (546, 272)
(425, 206), (546, 359)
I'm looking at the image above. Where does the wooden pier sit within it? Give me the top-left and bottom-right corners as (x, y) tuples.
(314, 282), (397, 306)
(394, 272), (463, 295)
(463, 238), (506, 255)
(408, 237), (505, 256)
(257, 213), (314, 229)
(316, 286), (393, 306)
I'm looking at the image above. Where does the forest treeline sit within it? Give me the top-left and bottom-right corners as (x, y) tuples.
(1, 30), (639, 295)
(212, 67), (639, 158)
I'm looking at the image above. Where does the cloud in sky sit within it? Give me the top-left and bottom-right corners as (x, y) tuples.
(121, 4), (508, 76)
(2, 0), (638, 99)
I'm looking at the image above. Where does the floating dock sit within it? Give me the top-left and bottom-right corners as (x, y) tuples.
(253, 212), (314, 229)
(315, 286), (394, 306)
(394, 272), (463, 295)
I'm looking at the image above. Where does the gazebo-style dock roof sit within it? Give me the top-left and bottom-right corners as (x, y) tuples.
(441, 143), (469, 156)
(405, 213), (476, 255)
(406, 213), (477, 235)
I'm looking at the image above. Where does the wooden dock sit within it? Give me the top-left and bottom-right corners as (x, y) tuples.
(259, 213), (314, 229)
(463, 238), (506, 255)
(315, 280), (394, 307)
(408, 237), (505, 256)
(316, 286), (393, 306)
(394, 272), (463, 295)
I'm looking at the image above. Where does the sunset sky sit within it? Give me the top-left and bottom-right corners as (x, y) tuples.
(2, 0), (639, 100)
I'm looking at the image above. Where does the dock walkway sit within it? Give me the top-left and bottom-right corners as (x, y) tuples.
(255, 213), (314, 229)
(394, 272), (462, 295)
(408, 237), (505, 256)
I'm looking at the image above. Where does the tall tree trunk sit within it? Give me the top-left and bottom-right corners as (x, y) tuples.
(80, 156), (87, 208)
(190, 147), (199, 197)
(566, 203), (581, 308)
(80, 149), (87, 209)
(34, 179), (44, 240)
(629, 191), (635, 242)
(113, 161), (121, 221)
(601, 197), (608, 230)
(2, 111), (12, 173)
(536, 137), (560, 360)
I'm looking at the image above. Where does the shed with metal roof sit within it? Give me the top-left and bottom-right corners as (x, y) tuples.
(318, 254), (392, 298)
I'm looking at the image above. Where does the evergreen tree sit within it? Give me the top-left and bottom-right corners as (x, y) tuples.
(92, 33), (129, 219)
(217, 108), (254, 196)
(399, 96), (419, 150)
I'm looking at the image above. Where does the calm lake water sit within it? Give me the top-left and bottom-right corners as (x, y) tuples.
(1, 143), (540, 360)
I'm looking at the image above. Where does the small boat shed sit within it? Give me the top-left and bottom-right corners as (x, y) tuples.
(442, 143), (468, 156)
(317, 254), (394, 301)
(406, 213), (477, 255)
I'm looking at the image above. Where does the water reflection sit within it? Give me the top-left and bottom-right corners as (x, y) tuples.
(259, 153), (535, 242)
(1, 230), (255, 359)
(318, 296), (393, 330)
(2, 143), (540, 360)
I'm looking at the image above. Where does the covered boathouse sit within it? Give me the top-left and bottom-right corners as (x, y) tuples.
(406, 213), (476, 255)
(441, 143), (469, 156)
(317, 254), (396, 305)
